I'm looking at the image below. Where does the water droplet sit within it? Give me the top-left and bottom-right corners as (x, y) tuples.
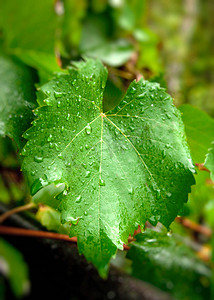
(85, 124), (92, 135)
(57, 101), (61, 107)
(54, 91), (63, 99)
(31, 171), (35, 176)
(48, 134), (53, 142)
(66, 114), (70, 121)
(128, 187), (134, 195)
(85, 171), (91, 178)
(65, 162), (71, 168)
(84, 211), (88, 216)
(156, 189), (161, 199)
(75, 195), (82, 203)
(130, 87), (136, 94)
(136, 92), (146, 99)
(61, 126), (64, 132)
(69, 217), (79, 225)
(58, 153), (64, 159)
(80, 146), (83, 152)
(34, 156), (43, 163)
(99, 178), (105, 186)
(162, 149), (166, 158)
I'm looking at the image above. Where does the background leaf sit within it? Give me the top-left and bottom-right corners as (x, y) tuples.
(127, 230), (211, 300)
(0, 54), (37, 149)
(0, 238), (30, 298)
(179, 104), (214, 163)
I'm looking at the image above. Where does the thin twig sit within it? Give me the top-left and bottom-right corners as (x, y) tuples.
(175, 216), (212, 237)
(0, 203), (36, 224)
(0, 226), (77, 242)
(0, 226), (130, 250)
(195, 163), (210, 173)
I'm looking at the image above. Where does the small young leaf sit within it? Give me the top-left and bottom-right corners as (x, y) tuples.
(127, 230), (211, 300)
(204, 142), (214, 181)
(22, 58), (195, 276)
(0, 54), (37, 149)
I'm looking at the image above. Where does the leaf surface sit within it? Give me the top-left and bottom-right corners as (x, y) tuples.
(179, 104), (214, 163)
(127, 230), (211, 300)
(0, 54), (37, 149)
(22, 58), (195, 275)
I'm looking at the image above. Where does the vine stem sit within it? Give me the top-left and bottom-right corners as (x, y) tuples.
(0, 202), (36, 224)
(0, 226), (77, 243)
(175, 216), (212, 237)
(195, 163), (210, 173)
(0, 226), (130, 250)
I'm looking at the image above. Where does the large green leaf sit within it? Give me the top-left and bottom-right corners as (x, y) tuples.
(127, 230), (211, 300)
(204, 142), (214, 181)
(0, 54), (37, 149)
(22, 58), (195, 276)
(179, 104), (214, 163)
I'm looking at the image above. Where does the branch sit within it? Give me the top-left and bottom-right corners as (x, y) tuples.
(0, 225), (77, 243)
(0, 225), (131, 250)
(175, 216), (212, 237)
(0, 202), (36, 224)
(195, 163), (210, 173)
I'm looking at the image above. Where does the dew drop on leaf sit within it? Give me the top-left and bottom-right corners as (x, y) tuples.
(34, 156), (43, 163)
(86, 171), (91, 177)
(75, 195), (82, 203)
(69, 217), (79, 225)
(85, 124), (92, 135)
(156, 189), (161, 199)
(54, 91), (63, 99)
(99, 178), (105, 186)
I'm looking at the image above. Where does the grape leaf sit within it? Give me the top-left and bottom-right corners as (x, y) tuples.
(0, 0), (62, 79)
(0, 54), (37, 149)
(127, 230), (211, 300)
(22, 58), (195, 276)
(0, 238), (30, 298)
(179, 104), (214, 163)
(79, 17), (134, 67)
(204, 142), (214, 181)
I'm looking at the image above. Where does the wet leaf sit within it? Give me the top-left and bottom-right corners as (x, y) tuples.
(22, 58), (195, 276)
(127, 230), (211, 300)
(0, 54), (37, 149)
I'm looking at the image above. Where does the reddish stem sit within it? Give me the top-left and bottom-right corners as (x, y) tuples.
(175, 216), (212, 237)
(195, 163), (210, 173)
(0, 226), (130, 250)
